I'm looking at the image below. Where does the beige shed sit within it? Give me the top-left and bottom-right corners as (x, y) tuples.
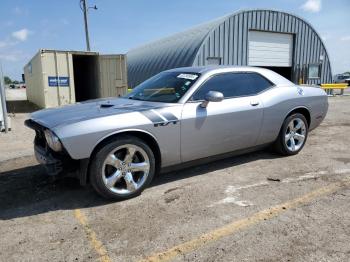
(24, 50), (127, 108)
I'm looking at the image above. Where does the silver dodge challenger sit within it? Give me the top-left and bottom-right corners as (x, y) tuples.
(25, 66), (328, 200)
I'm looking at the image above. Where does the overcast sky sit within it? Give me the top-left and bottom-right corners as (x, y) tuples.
(0, 0), (349, 80)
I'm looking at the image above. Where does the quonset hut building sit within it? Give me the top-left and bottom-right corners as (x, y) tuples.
(127, 9), (332, 88)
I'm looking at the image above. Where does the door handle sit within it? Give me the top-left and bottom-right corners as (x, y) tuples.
(250, 100), (259, 106)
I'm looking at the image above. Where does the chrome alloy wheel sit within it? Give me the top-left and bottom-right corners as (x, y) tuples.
(285, 118), (306, 152)
(102, 144), (150, 195)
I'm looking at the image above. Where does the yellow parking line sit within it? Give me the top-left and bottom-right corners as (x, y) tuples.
(140, 178), (350, 262)
(74, 209), (111, 262)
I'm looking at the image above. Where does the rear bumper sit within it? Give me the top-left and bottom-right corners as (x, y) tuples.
(309, 97), (328, 131)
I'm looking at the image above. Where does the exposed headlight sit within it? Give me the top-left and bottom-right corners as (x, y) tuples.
(44, 129), (62, 152)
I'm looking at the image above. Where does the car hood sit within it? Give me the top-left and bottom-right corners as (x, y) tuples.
(30, 97), (170, 129)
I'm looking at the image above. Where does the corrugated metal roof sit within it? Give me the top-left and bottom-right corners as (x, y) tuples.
(127, 16), (227, 87)
(127, 9), (332, 87)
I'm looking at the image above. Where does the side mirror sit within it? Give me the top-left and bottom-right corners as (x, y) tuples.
(200, 91), (224, 108)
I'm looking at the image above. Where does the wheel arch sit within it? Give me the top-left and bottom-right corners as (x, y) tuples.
(285, 106), (311, 127)
(84, 129), (162, 185)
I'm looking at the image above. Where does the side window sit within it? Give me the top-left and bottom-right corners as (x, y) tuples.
(192, 72), (273, 100)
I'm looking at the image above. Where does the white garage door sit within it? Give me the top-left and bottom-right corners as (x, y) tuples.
(248, 31), (293, 67)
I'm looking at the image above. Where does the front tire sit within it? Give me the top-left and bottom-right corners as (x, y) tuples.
(274, 113), (308, 156)
(90, 136), (155, 200)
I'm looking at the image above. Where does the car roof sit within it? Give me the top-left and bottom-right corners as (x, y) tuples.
(165, 65), (294, 86)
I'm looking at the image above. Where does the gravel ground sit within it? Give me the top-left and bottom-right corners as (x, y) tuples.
(0, 113), (34, 162)
(0, 88), (38, 161)
(0, 96), (349, 262)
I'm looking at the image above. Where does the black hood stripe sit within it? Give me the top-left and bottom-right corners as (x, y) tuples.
(141, 110), (179, 126)
(159, 112), (178, 122)
(141, 110), (165, 124)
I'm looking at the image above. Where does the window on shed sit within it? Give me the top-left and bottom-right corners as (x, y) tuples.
(308, 64), (321, 79)
(206, 57), (222, 65)
(193, 72), (273, 100)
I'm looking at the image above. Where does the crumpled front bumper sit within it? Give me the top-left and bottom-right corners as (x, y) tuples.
(26, 118), (88, 184)
(34, 145), (63, 176)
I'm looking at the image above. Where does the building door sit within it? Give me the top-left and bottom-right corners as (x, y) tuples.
(99, 55), (127, 98)
(248, 31), (294, 80)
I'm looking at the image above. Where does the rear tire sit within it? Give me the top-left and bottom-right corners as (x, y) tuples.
(89, 135), (155, 200)
(274, 113), (308, 156)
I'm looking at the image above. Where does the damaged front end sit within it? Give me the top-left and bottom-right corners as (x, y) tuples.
(24, 119), (81, 178)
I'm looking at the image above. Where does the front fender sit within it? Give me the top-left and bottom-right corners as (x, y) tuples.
(54, 112), (153, 160)
(92, 128), (159, 154)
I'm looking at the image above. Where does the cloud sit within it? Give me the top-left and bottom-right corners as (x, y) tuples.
(13, 6), (22, 15)
(41, 29), (58, 39)
(0, 53), (20, 62)
(300, 0), (321, 13)
(61, 18), (70, 25)
(11, 29), (32, 41)
(12, 6), (28, 15)
(40, 19), (49, 26)
(5, 21), (14, 27)
(0, 41), (7, 49)
(0, 38), (18, 49)
(340, 36), (350, 41)
(0, 50), (28, 62)
(1, 21), (13, 27)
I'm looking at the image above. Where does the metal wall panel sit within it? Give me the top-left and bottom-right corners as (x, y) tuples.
(128, 9), (332, 87)
(193, 10), (332, 85)
(24, 50), (77, 108)
(25, 50), (127, 108)
(24, 51), (47, 108)
(99, 55), (128, 98)
(127, 17), (227, 87)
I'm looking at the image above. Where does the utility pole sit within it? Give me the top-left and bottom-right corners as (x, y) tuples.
(81, 0), (91, 51)
(80, 0), (97, 51)
(0, 60), (9, 133)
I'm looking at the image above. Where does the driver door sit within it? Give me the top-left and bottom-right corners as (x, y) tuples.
(180, 72), (271, 162)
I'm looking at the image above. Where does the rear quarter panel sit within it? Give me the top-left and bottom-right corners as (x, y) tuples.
(257, 85), (328, 145)
(300, 85), (328, 130)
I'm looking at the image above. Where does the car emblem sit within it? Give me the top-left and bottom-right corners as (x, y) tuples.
(297, 87), (304, 96)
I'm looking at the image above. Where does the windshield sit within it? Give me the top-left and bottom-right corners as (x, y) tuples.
(125, 72), (200, 103)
